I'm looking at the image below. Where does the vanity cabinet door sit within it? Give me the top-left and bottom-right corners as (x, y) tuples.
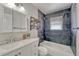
(20, 41), (38, 56)
(31, 41), (38, 56)
(4, 48), (22, 56)
(4, 40), (39, 56)
(5, 46), (32, 56)
(20, 44), (33, 56)
(5, 50), (18, 56)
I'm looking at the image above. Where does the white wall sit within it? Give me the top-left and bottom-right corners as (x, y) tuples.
(23, 3), (38, 38)
(71, 3), (79, 56)
(76, 4), (79, 56)
(23, 3), (38, 19)
(71, 3), (77, 55)
(23, 3), (38, 31)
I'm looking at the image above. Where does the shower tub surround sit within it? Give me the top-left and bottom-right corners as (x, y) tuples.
(44, 9), (71, 46)
(40, 41), (74, 56)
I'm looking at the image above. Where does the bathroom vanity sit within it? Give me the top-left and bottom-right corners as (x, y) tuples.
(0, 38), (39, 56)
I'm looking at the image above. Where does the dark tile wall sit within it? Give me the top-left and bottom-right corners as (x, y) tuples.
(38, 10), (45, 43)
(44, 9), (71, 46)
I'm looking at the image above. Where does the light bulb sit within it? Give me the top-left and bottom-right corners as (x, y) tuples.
(7, 3), (16, 8)
(20, 6), (25, 12)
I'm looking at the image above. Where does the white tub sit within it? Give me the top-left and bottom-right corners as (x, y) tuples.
(40, 40), (74, 56)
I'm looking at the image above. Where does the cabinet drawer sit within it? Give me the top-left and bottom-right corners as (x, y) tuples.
(4, 49), (22, 56)
(32, 41), (39, 47)
(31, 47), (38, 56)
(31, 41), (39, 56)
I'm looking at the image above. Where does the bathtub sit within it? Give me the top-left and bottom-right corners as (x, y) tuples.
(40, 40), (74, 56)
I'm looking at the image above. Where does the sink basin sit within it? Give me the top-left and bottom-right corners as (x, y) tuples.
(0, 39), (26, 50)
(0, 42), (20, 50)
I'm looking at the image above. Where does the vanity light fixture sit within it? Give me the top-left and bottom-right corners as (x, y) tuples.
(7, 3), (25, 12)
(19, 6), (25, 12)
(7, 3), (16, 8)
(15, 3), (25, 12)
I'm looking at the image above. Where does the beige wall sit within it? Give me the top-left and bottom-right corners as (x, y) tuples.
(23, 3), (38, 19)
(23, 3), (38, 31)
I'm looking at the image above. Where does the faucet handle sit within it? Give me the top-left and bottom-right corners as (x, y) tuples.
(11, 38), (16, 43)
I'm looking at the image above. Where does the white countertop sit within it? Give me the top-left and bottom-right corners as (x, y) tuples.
(0, 38), (39, 56)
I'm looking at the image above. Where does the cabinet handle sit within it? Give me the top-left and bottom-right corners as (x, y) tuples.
(34, 53), (36, 55)
(34, 45), (37, 47)
(18, 52), (21, 55)
(15, 55), (18, 56)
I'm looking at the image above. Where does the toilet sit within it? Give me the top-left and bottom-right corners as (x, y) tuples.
(38, 46), (48, 56)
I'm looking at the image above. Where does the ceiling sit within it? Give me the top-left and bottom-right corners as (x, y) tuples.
(32, 3), (71, 14)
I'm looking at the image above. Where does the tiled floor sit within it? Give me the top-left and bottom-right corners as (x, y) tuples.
(40, 41), (74, 56)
